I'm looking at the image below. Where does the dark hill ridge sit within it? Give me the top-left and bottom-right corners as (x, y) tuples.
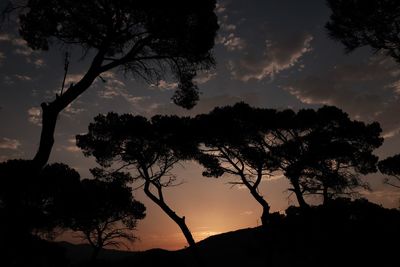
(61, 199), (400, 267)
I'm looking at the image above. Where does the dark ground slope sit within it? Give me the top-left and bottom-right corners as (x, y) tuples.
(62, 198), (399, 267)
(117, 199), (400, 267)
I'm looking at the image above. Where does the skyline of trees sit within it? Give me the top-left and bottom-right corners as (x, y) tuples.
(75, 103), (386, 238)
(0, 1), (399, 265)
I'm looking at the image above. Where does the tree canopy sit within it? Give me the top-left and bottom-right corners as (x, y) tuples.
(0, 160), (81, 236)
(271, 106), (383, 205)
(326, 0), (400, 62)
(194, 104), (382, 215)
(379, 154), (400, 188)
(3, 0), (219, 169)
(17, 0), (218, 108)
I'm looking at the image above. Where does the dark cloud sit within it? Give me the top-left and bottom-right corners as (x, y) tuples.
(285, 55), (400, 137)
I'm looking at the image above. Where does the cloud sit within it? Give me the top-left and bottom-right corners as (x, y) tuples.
(63, 138), (80, 153)
(14, 74), (32, 81)
(65, 74), (84, 85)
(2, 75), (14, 85)
(0, 34), (43, 64)
(230, 33), (313, 81)
(98, 71), (146, 106)
(148, 71), (216, 92)
(236, 172), (284, 190)
(0, 34), (11, 42)
(215, 3), (226, 14)
(240, 211), (253, 216)
(284, 54), (400, 138)
(12, 38), (35, 56)
(215, 4), (246, 52)
(217, 33), (246, 51)
(194, 71), (217, 85)
(34, 58), (45, 68)
(150, 80), (178, 91)
(28, 107), (41, 126)
(64, 103), (85, 115)
(0, 137), (21, 150)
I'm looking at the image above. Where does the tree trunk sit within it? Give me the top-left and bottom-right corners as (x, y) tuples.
(322, 185), (329, 206)
(31, 73), (101, 169)
(90, 246), (101, 262)
(32, 103), (60, 169)
(290, 177), (310, 210)
(260, 205), (270, 226)
(143, 182), (196, 248)
(241, 180), (270, 226)
(31, 49), (105, 169)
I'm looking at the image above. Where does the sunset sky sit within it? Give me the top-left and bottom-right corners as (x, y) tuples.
(1, 0), (400, 251)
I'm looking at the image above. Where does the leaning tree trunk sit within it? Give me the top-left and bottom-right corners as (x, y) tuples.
(239, 175), (271, 226)
(249, 188), (270, 226)
(290, 177), (310, 210)
(143, 181), (196, 248)
(32, 50), (105, 169)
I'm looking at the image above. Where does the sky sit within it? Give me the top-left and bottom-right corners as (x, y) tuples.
(1, 0), (400, 251)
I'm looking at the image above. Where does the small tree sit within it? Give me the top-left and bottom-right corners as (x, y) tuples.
(326, 0), (400, 63)
(76, 113), (199, 248)
(68, 174), (146, 261)
(0, 160), (81, 238)
(379, 154), (400, 188)
(0, 160), (81, 265)
(3, 0), (218, 169)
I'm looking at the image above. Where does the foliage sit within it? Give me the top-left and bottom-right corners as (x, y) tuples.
(270, 106), (383, 204)
(326, 0), (400, 62)
(0, 160), (80, 266)
(0, 160), (81, 236)
(194, 103), (382, 210)
(16, 0), (218, 108)
(378, 154), (400, 188)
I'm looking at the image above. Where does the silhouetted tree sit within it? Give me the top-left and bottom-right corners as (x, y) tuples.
(76, 113), (199, 248)
(3, 0), (218, 169)
(0, 160), (80, 238)
(194, 103), (278, 226)
(270, 106), (383, 206)
(69, 173), (146, 261)
(0, 160), (80, 266)
(379, 154), (400, 188)
(326, 0), (400, 62)
(195, 104), (382, 213)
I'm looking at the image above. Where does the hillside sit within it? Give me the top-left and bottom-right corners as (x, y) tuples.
(62, 199), (400, 267)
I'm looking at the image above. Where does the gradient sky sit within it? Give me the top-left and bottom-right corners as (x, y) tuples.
(1, 0), (400, 251)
